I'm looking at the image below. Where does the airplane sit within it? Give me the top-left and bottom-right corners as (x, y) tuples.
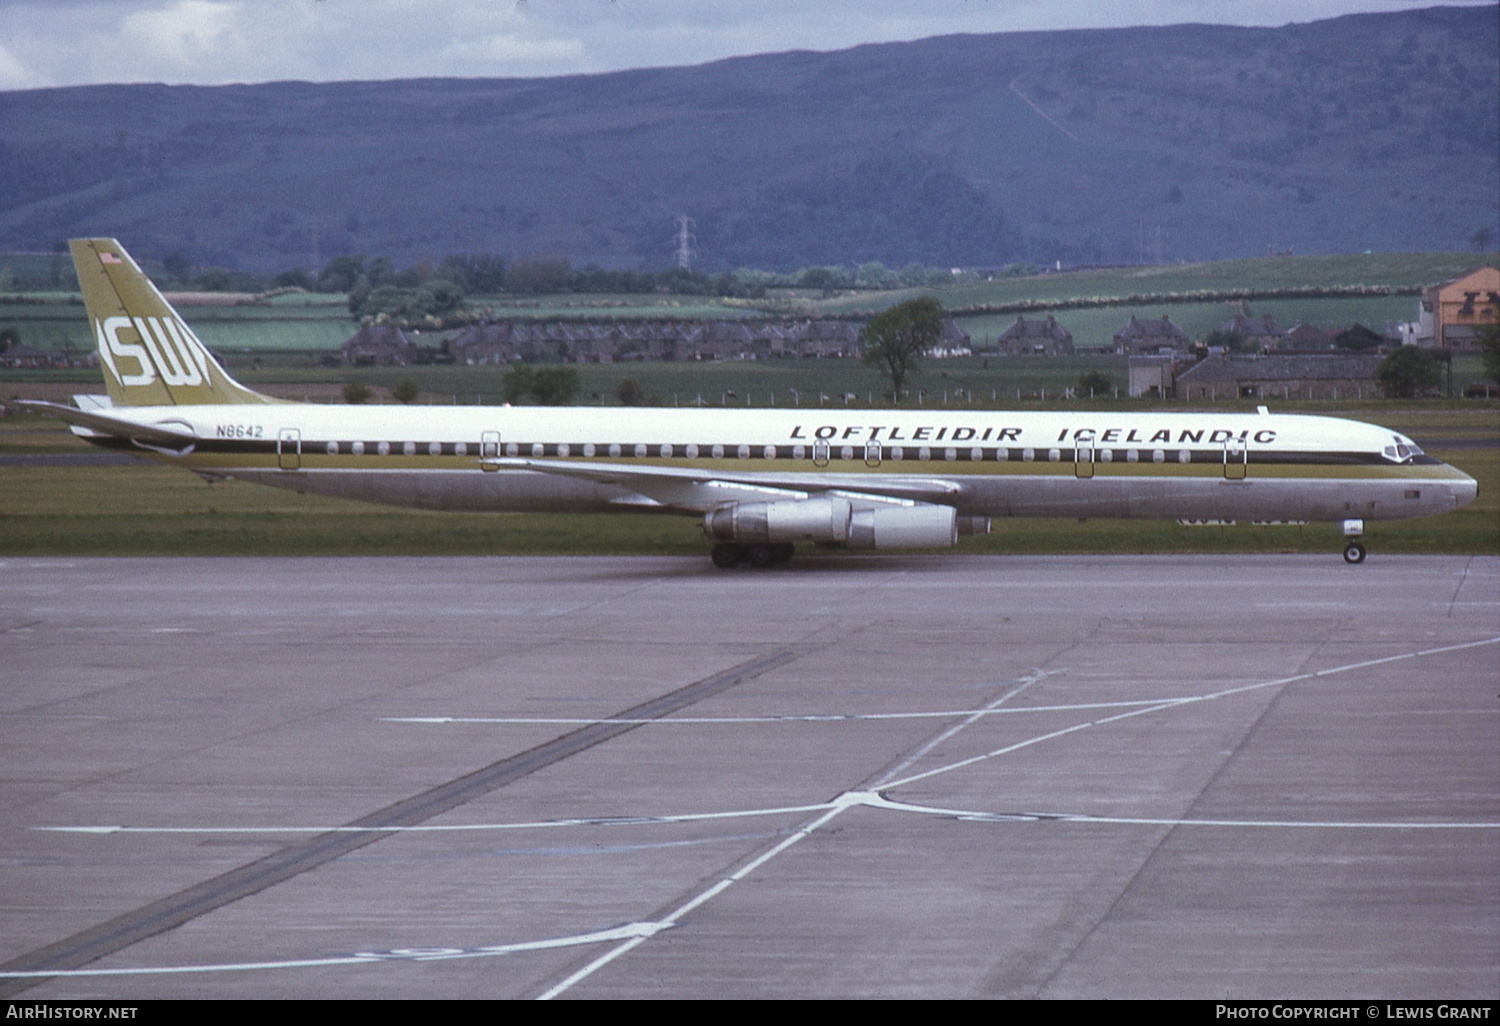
(16, 239), (1479, 567)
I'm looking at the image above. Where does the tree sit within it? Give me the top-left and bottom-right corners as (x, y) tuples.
(502, 363), (535, 404)
(861, 296), (943, 401)
(390, 378), (420, 405)
(161, 252), (192, 282)
(615, 377), (646, 406)
(1077, 370), (1113, 397)
(192, 267), (230, 291)
(272, 267), (315, 290)
(529, 366), (580, 406)
(342, 380), (373, 405)
(506, 256), (571, 294)
(1377, 346), (1441, 398)
(1479, 318), (1500, 385)
(317, 255), (366, 294)
(1201, 327), (1247, 352)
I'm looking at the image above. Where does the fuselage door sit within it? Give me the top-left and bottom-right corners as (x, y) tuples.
(1224, 436), (1248, 480)
(812, 440), (831, 467)
(864, 440), (882, 467)
(1074, 435), (1095, 479)
(480, 430), (501, 471)
(277, 427), (301, 471)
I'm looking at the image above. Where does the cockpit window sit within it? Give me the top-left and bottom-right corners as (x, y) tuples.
(1386, 435), (1424, 462)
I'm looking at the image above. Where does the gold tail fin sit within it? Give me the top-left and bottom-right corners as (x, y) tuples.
(72, 238), (278, 407)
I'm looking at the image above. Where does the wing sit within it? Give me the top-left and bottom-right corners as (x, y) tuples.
(482, 456), (962, 512)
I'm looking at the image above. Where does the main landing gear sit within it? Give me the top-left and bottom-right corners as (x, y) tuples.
(711, 542), (795, 568)
(1341, 518), (1366, 564)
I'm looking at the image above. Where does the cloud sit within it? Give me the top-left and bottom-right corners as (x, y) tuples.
(0, 0), (1491, 88)
(0, 39), (45, 90)
(118, 0), (241, 69)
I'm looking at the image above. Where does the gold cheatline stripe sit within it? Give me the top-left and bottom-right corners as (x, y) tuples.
(166, 452), (1464, 481)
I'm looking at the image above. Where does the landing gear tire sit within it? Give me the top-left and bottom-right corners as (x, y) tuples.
(711, 543), (744, 568)
(1343, 541), (1366, 564)
(770, 543), (794, 565)
(746, 543), (775, 568)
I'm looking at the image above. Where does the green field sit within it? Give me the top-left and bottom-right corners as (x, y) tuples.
(241, 352), (1492, 407)
(4, 252), (1495, 357)
(1, 408), (1493, 558)
(816, 252), (1500, 316)
(0, 293), (359, 351)
(957, 295), (1422, 351)
(4, 351), (1491, 408)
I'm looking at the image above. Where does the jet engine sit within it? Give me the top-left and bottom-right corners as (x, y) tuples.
(704, 496), (853, 545)
(704, 497), (970, 550)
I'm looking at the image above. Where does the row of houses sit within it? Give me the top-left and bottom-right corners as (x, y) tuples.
(991, 269), (1498, 356)
(994, 309), (1406, 356)
(0, 345), (95, 369)
(1129, 353), (1385, 401)
(995, 313), (1192, 355)
(344, 317), (972, 367)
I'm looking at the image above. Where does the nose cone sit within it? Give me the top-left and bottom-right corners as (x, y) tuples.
(1452, 473), (1478, 511)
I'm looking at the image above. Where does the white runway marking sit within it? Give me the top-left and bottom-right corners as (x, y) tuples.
(0, 922), (669, 979)
(25, 634), (1500, 992)
(874, 669), (1054, 787)
(870, 795), (1500, 829)
(34, 800), (840, 835)
(384, 637), (1500, 730)
(534, 635), (1500, 998)
(883, 635), (1500, 790)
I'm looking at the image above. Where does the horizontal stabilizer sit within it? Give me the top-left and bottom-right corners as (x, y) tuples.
(14, 399), (197, 454)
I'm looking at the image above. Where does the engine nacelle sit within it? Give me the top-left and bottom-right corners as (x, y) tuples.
(847, 504), (958, 549)
(705, 498), (967, 550)
(703, 496), (852, 544)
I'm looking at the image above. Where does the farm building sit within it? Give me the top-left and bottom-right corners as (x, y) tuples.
(995, 314), (1074, 355)
(0, 344), (71, 368)
(445, 318), (876, 364)
(1221, 310), (1282, 350)
(342, 324), (415, 366)
(1127, 355), (1182, 397)
(1173, 353), (1381, 401)
(1280, 322), (1336, 348)
(934, 317), (973, 357)
(781, 320), (864, 358)
(1112, 314), (1190, 355)
(1414, 266), (1500, 349)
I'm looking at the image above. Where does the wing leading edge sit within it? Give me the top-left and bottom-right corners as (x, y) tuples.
(481, 456), (963, 513)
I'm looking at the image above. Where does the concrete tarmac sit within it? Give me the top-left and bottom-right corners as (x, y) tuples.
(1, 554), (1496, 1000)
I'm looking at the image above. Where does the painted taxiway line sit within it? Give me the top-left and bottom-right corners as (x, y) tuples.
(879, 635), (1500, 790)
(20, 625), (1498, 992)
(870, 795), (1500, 829)
(34, 800), (841, 835)
(0, 922), (668, 979)
(385, 636), (1500, 730)
(39, 638), (1499, 838)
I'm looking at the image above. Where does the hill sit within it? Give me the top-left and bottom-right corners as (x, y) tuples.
(0, 5), (1495, 272)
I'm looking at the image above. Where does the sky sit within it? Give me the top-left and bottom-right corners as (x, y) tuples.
(0, 0), (1494, 91)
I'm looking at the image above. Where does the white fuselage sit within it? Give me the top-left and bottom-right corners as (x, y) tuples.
(79, 404), (1478, 525)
